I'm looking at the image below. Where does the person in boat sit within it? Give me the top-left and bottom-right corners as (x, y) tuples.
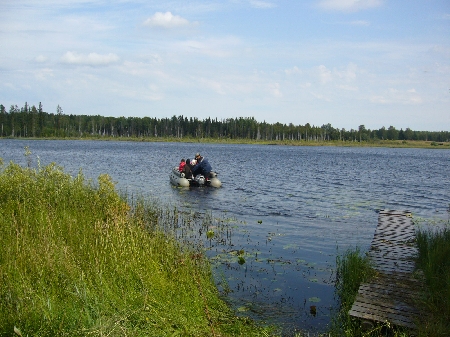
(178, 158), (186, 172)
(192, 153), (212, 179)
(183, 159), (193, 179)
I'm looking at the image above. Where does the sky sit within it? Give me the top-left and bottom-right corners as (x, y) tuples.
(1, 0), (449, 131)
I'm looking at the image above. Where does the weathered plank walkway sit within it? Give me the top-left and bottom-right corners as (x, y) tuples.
(349, 210), (422, 329)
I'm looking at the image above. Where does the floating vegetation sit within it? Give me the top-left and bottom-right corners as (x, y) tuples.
(283, 243), (299, 250)
(206, 230), (215, 239)
(308, 297), (321, 303)
(237, 306), (250, 312)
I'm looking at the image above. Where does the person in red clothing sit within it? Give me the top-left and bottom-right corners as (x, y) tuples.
(178, 158), (186, 172)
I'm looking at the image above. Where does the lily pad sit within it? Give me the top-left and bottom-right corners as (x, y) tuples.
(237, 306), (249, 312)
(308, 297), (321, 303)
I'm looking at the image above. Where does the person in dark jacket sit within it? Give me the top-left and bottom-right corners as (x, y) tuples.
(192, 153), (212, 179)
(183, 159), (193, 179)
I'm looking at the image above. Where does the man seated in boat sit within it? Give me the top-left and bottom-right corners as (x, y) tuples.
(183, 159), (194, 179)
(192, 153), (212, 179)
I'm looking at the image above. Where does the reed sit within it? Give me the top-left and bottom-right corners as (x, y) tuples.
(330, 247), (375, 336)
(415, 226), (450, 336)
(0, 160), (273, 336)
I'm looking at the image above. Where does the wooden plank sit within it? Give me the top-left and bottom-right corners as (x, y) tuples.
(349, 301), (415, 321)
(355, 291), (420, 313)
(348, 210), (421, 330)
(349, 306), (416, 329)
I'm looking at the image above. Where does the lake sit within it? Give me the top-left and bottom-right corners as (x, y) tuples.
(1, 139), (449, 334)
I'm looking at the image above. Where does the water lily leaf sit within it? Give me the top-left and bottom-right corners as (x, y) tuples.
(283, 244), (299, 250)
(309, 278), (318, 283)
(308, 297), (321, 303)
(206, 230), (214, 239)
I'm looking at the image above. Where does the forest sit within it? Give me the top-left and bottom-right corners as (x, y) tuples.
(1, 102), (449, 142)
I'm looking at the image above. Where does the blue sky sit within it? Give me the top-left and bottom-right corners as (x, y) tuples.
(1, 0), (449, 131)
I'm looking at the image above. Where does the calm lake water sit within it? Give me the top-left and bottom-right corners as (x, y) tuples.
(1, 139), (449, 334)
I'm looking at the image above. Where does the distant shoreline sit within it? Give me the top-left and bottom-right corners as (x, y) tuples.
(2, 136), (449, 149)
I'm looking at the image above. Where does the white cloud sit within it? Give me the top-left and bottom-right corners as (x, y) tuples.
(143, 12), (192, 28)
(249, 0), (276, 9)
(177, 36), (242, 58)
(318, 0), (383, 12)
(348, 20), (370, 26)
(35, 55), (48, 63)
(199, 78), (227, 95)
(370, 88), (423, 105)
(269, 82), (282, 97)
(34, 68), (54, 81)
(317, 65), (332, 84)
(285, 66), (302, 75)
(335, 63), (358, 81)
(61, 52), (120, 66)
(337, 84), (358, 91)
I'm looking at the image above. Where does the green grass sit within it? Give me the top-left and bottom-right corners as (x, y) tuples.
(415, 226), (450, 336)
(11, 135), (450, 149)
(330, 247), (377, 336)
(0, 159), (273, 336)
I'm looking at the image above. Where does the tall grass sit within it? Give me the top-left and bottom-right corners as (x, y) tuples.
(330, 247), (376, 336)
(415, 226), (450, 336)
(0, 159), (272, 336)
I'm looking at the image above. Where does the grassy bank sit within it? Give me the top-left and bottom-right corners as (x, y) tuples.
(3, 135), (449, 149)
(0, 159), (273, 336)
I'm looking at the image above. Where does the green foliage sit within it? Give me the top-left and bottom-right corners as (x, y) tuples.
(415, 227), (450, 336)
(331, 248), (377, 336)
(0, 161), (272, 336)
(1, 101), (449, 142)
(335, 247), (375, 310)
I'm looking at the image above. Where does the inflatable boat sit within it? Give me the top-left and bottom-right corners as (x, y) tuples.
(169, 167), (222, 188)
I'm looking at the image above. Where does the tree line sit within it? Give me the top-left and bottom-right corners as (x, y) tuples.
(1, 102), (449, 142)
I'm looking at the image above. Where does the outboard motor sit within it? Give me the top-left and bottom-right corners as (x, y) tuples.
(194, 175), (205, 186)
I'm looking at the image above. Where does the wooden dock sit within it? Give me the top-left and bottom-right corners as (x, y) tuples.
(349, 210), (422, 329)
